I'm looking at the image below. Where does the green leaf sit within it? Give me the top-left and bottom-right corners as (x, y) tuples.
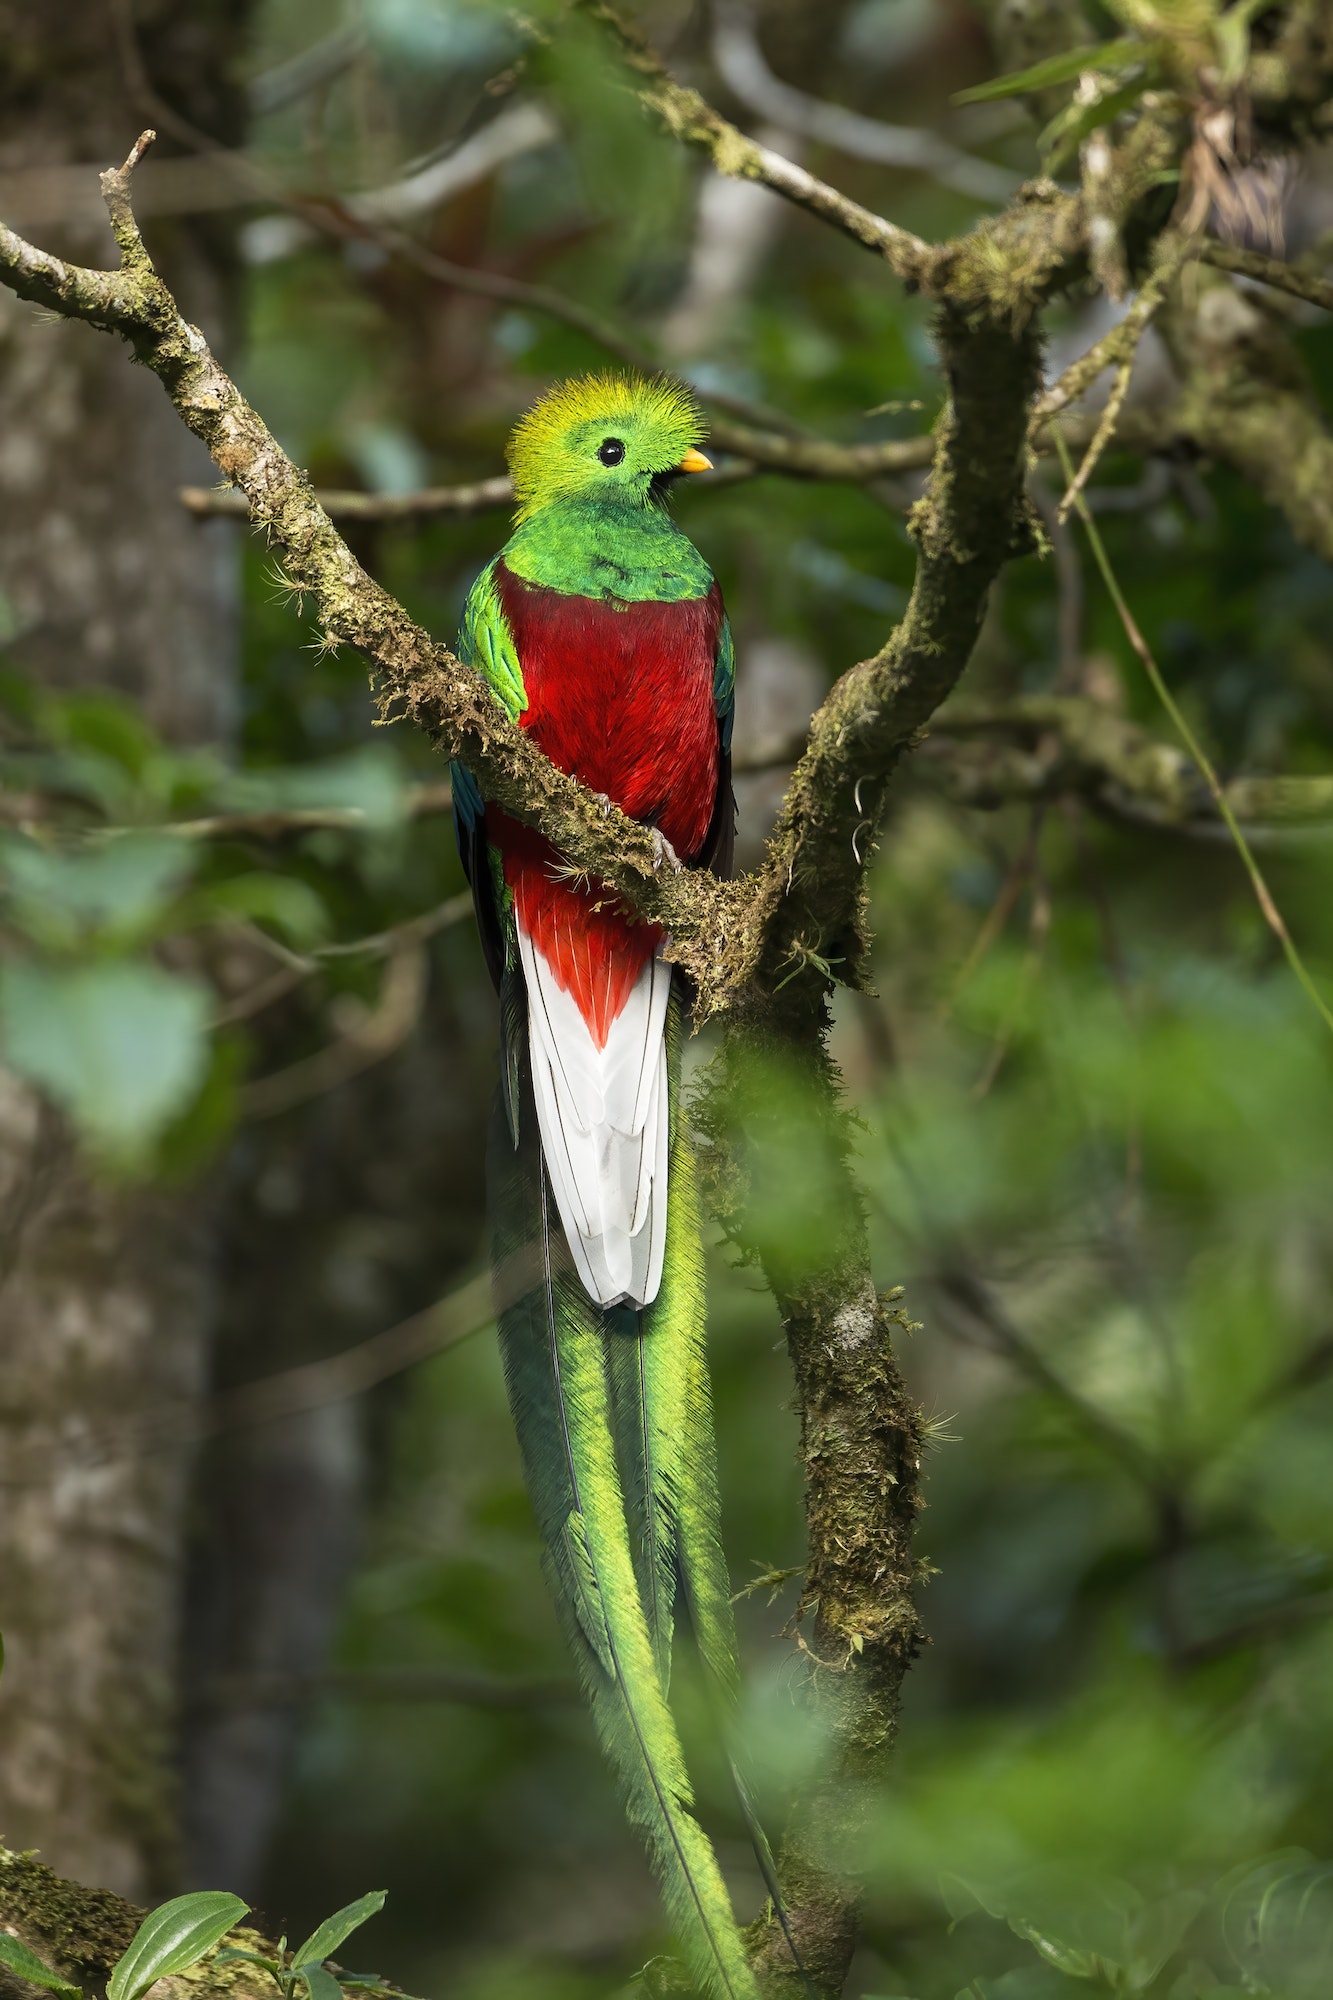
(291, 1894), (386, 1976)
(0, 958), (210, 1160)
(0, 1934), (82, 1998)
(205, 873), (328, 948)
(1040, 76), (1157, 173)
(40, 690), (159, 778)
(940, 1872), (989, 1923)
(953, 36), (1152, 102)
(106, 1893), (249, 2000)
(213, 1949), (282, 1976)
(1215, 0), (1270, 85)
(219, 750), (406, 831)
(1214, 1850), (1333, 1997)
(955, 1970), (1086, 1999)
(1, 833), (191, 951)
(298, 1968), (346, 2000)
(1125, 1890), (1205, 1988)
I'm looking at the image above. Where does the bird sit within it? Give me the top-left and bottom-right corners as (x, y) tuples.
(452, 371), (764, 1999)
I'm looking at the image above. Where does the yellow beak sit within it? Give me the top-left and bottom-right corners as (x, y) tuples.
(676, 447), (713, 473)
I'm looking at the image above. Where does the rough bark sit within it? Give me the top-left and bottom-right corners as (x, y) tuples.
(0, 0), (250, 1901)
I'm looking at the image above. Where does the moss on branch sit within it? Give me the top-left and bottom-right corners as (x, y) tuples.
(1161, 263), (1333, 567)
(920, 694), (1333, 834)
(749, 309), (1042, 1018)
(0, 1848), (268, 2000)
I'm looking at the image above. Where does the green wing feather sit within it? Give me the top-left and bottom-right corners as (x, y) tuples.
(489, 1071), (759, 2000)
(458, 557), (526, 718)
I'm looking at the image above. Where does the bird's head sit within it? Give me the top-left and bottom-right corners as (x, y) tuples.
(506, 371), (712, 524)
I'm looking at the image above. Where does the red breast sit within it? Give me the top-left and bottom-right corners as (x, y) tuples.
(486, 563), (723, 1047)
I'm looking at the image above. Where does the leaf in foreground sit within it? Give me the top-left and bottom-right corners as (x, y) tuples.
(291, 1893), (387, 1975)
(106, 1892), (249, 2000)
(0, 958), (210, 1158)
(0, 1934), (82, 1998)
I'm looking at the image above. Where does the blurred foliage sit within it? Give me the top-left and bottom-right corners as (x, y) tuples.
(7, 0), (1333, 1995)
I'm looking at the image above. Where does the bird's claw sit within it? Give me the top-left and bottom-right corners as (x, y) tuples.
(650, 828), (683, 874)
(591, 790), (613, 818)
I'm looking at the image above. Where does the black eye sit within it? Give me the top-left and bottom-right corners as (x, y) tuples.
(597, 437), (626, 466)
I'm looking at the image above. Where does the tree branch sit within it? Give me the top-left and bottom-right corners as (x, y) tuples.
(180, 475), (518, 522)
(0, 137), (757, 1008)
(1160, 259), (1333, 567)
(176, 432), (931, 521)
(752, 310), (1042, 1005)
(923, 694), (1333, 834)
(577, 1), (932, 277)
(711, 0), (1019, 205)
(1198, 237), (1333, 314)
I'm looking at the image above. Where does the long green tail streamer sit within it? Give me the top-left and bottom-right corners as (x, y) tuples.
(489, 1059), (760, 2000)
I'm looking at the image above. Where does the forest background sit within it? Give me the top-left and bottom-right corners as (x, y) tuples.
(4, 1), (1333, 1998)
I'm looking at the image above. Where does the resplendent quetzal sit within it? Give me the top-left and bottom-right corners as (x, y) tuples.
(452, 373), (765, 1998)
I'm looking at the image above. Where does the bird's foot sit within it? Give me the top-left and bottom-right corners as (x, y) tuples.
(590, 790), (613, 818)
(650, 828), (683, 873)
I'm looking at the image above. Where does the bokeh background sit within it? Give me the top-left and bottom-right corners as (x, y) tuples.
(4, 3), (1333, 1998)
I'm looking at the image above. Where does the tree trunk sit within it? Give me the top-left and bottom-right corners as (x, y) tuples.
(180, 981), (494, 1898)
(0, 0), (250, 1901)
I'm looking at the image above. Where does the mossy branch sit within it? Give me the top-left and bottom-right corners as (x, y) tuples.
(0, 137), (759, 1012)
(0, 131), (1072, 1033)
(0, 1849), (265, 2000)
(921, 694), (1333, 835)
(752, 310), (1043, 1010)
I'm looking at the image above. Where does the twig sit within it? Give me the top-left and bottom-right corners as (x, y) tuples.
(1035, 233), (1186, 428)
(1174, 1589), (1333, 1669)
(1057, 352), (1135, 520)
(135, 781), (456, 841)
(933, 1263), (1168, 1493)
(1053, 236), (1188, 514)
(1198, 237), (1333, 313)
(346, 102), (558, 226)
(182, 436), (928, 518)
(248, 25), (366, 117)
(312, 891), (473, 960)
(110, 0), (810, 446)
(938, 804), (1044, 1024)
(970, 845), (1052, 1098)
(203, 1240), (543, 1431)
(1054, 428), (1333, 1038)
(578, 0), (931, 279)
(239, 944), (429, 1117)
(206, 1273), (492, 1433)
(711, 2), (1018, 205)
(921, 694), (1333, 837)
(0, 135), (757, 1008)
(213, 894), (473, 1028)
(180, 476), (516, 522)
(211, 961), (308, 1029)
